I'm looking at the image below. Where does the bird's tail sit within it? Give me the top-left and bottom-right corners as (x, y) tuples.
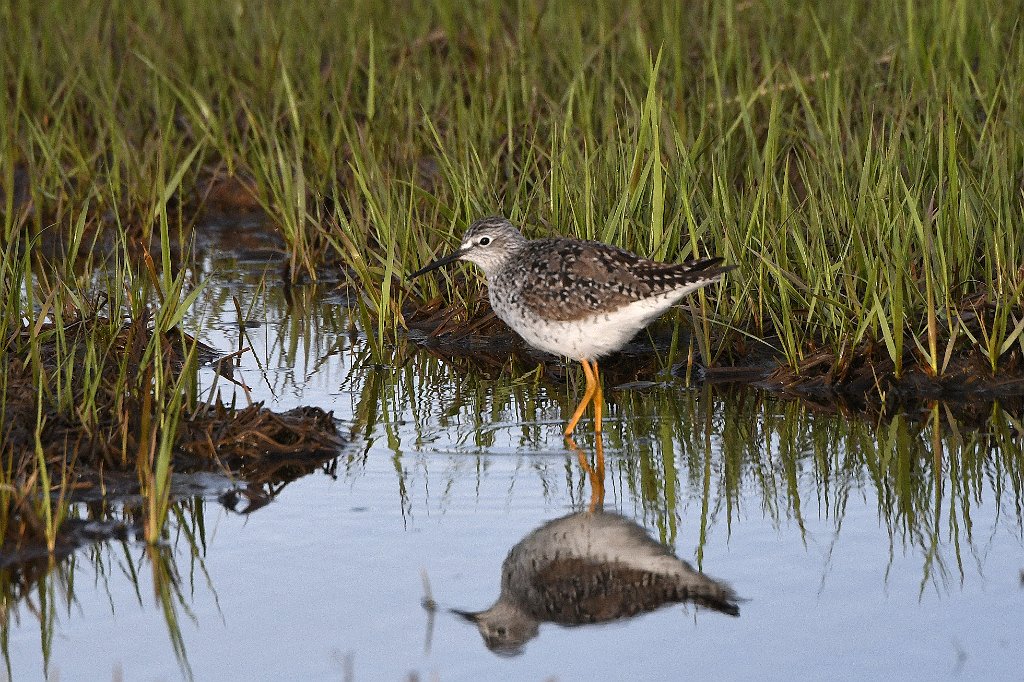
(678, 571), (742, 617)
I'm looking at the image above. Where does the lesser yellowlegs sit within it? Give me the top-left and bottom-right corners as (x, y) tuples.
(453, 509), (739, 654)
(410, 216), (734, 437)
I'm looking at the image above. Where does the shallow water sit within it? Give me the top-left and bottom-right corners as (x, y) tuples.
(4, 262), (1024, 681)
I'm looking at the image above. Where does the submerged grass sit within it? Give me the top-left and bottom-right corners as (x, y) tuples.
(0, 0), (1023, 555)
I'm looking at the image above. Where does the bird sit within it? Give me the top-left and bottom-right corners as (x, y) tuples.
(452, 510), (740, 655)
(410, 216), (734, 438)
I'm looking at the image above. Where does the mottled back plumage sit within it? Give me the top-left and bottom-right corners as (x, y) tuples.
(498, 238), (730, 322)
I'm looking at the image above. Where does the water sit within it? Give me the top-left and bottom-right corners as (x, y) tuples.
(3, 262), (1023, 681)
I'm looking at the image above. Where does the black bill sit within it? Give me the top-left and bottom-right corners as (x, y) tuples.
(448, 608), (479, 622)
(409, 248), (465, 279)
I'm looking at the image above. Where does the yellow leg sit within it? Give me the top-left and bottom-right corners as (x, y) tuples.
(586, 361), (605, 510)
(563, 359), (597, 437)
(566, 436), (606, 512)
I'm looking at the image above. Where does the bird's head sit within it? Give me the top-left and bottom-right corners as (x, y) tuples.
(451, 603), (539, 656)
(410, 216), (527, 280)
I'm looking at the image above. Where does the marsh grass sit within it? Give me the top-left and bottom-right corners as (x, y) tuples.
(1, 0), (1023, 554)
(2, 0), (1020, 370)
(0, 221), (193, 546)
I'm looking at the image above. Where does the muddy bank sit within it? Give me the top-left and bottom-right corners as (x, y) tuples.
(1, 307), (344, 562)
(405, 296), (1024, 423)
(0, 402), (344, 571)
(3, 316), (343, 461)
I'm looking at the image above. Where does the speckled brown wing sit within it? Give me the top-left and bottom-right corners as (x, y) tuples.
(527, 557), (739, 624)
(509, 238), (730, 322)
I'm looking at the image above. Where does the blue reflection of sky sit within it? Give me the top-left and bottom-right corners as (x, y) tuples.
(5, 272), (1022, 681)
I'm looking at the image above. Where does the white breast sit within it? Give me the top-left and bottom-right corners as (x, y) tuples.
(491, 288), (689, 361)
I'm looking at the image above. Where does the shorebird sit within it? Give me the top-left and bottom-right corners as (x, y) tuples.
(410, 216), (733, 437)
(453, 510), (739, 654)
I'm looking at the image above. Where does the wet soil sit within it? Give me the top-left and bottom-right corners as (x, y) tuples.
(404, 295), (1024, 425)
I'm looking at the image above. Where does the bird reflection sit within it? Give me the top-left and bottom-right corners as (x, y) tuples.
(567, 436), (605, 512)
(454, 508), (740, 655)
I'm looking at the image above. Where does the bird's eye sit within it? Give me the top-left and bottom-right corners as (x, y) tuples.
(478, 236), (491, 246)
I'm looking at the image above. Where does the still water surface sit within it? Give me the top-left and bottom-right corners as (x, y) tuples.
(4, 263), (1022, 680)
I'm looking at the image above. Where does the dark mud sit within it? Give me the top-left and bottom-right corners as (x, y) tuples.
(404, 294), (1024, 425)
(1, 410), (343, 575)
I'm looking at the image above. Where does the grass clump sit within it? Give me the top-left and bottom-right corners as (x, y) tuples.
(0, 222), (343, 553)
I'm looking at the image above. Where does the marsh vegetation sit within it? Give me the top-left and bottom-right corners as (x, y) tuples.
(1, 0), (1022, 676)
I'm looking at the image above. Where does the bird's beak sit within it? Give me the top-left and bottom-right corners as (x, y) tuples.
(449, 608), (481, 622)
(409, 248), (466, 280)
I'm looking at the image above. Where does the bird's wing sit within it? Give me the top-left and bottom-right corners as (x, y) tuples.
(514, 239), (730, 322)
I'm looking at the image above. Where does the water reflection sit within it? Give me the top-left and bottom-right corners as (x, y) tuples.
(453, 508), (739, 655)
(0, 451), (341, 680)
(181, 271), (1024, 592)
(0, 499), (216, 680)
(2, 272), (1022, 678)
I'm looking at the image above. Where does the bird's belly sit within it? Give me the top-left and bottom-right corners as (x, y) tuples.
(491, 291), (682, 361)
